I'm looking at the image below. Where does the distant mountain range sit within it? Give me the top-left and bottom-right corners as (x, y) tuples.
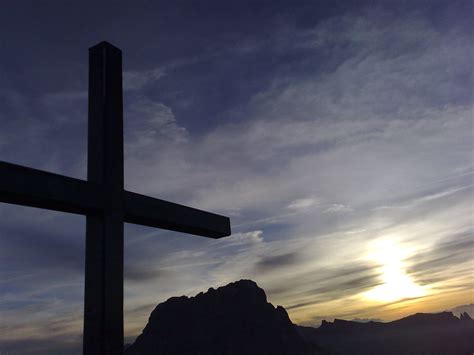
(125, 280), (474, 355)
(448, 303), (474, 318)
(302, 311), (473, 354)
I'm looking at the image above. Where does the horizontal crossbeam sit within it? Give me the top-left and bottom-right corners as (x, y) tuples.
(0, 161), (102, 215)
(124, 191), (230, 238)
(0, 161), (230, 239)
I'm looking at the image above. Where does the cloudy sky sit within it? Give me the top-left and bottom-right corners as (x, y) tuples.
(0, 0), (472, 353)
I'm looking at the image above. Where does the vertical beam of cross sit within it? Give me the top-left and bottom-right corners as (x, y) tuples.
(83, 42), (124, 354)
(0, 41), (231, 354)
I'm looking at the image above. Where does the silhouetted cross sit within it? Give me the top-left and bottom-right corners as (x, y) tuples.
(0, 42), (231, 355)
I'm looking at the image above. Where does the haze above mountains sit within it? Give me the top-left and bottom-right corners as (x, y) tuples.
(125, 280), (474, 355)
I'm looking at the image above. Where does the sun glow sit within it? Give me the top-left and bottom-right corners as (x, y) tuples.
(363, 239), (427, 302)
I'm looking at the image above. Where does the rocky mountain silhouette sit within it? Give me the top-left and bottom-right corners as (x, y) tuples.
(448, 303), (474, 318)
(125, 280), (473, 355)
(301, 311), (474, 354)
(125, 279), (315, 355)
(460, 311), (472, 321)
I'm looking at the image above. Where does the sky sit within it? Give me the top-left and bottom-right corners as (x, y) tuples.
(0, 0), (473, 353)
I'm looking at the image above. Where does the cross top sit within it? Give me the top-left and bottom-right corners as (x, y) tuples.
(0, 41), (231, 354)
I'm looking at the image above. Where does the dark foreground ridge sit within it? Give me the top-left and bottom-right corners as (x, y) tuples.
(300, 311), (474, 354)
(125, 280), (474, 355)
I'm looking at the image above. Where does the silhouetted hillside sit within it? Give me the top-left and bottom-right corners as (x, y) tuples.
(125, 280), (315, 355)
(448, 303), (474, 318)
(301, 311), (474, 354)
(125, 280), (473, 355)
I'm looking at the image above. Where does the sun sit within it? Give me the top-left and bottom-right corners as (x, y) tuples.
(363, 239), (427, 302)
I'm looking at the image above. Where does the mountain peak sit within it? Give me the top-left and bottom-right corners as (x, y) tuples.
(460, 312), (472, 321)
(125, 279), (314, 355)
(392, 311), (459, 326)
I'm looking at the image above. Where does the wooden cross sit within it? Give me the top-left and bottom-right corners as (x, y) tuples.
(0, 41), (231, 354)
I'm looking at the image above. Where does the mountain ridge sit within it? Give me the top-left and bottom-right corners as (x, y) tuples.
(125, 279), (473, 355)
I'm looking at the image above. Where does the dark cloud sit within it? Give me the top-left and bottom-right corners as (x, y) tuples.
(285, 273), (381, 310)
(255, 252), (301, 272)
(408, 230), (474, 282)
(308, 274), (381, 297)
(268, 263), (382, 309)
(0, 215), (85, 274)
(124, 263), (169, 283)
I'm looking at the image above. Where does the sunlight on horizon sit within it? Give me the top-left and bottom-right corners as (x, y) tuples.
(363, 239), (428, 303)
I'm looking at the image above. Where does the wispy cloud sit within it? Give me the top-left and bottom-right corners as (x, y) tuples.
(124, 67), (167, 91)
